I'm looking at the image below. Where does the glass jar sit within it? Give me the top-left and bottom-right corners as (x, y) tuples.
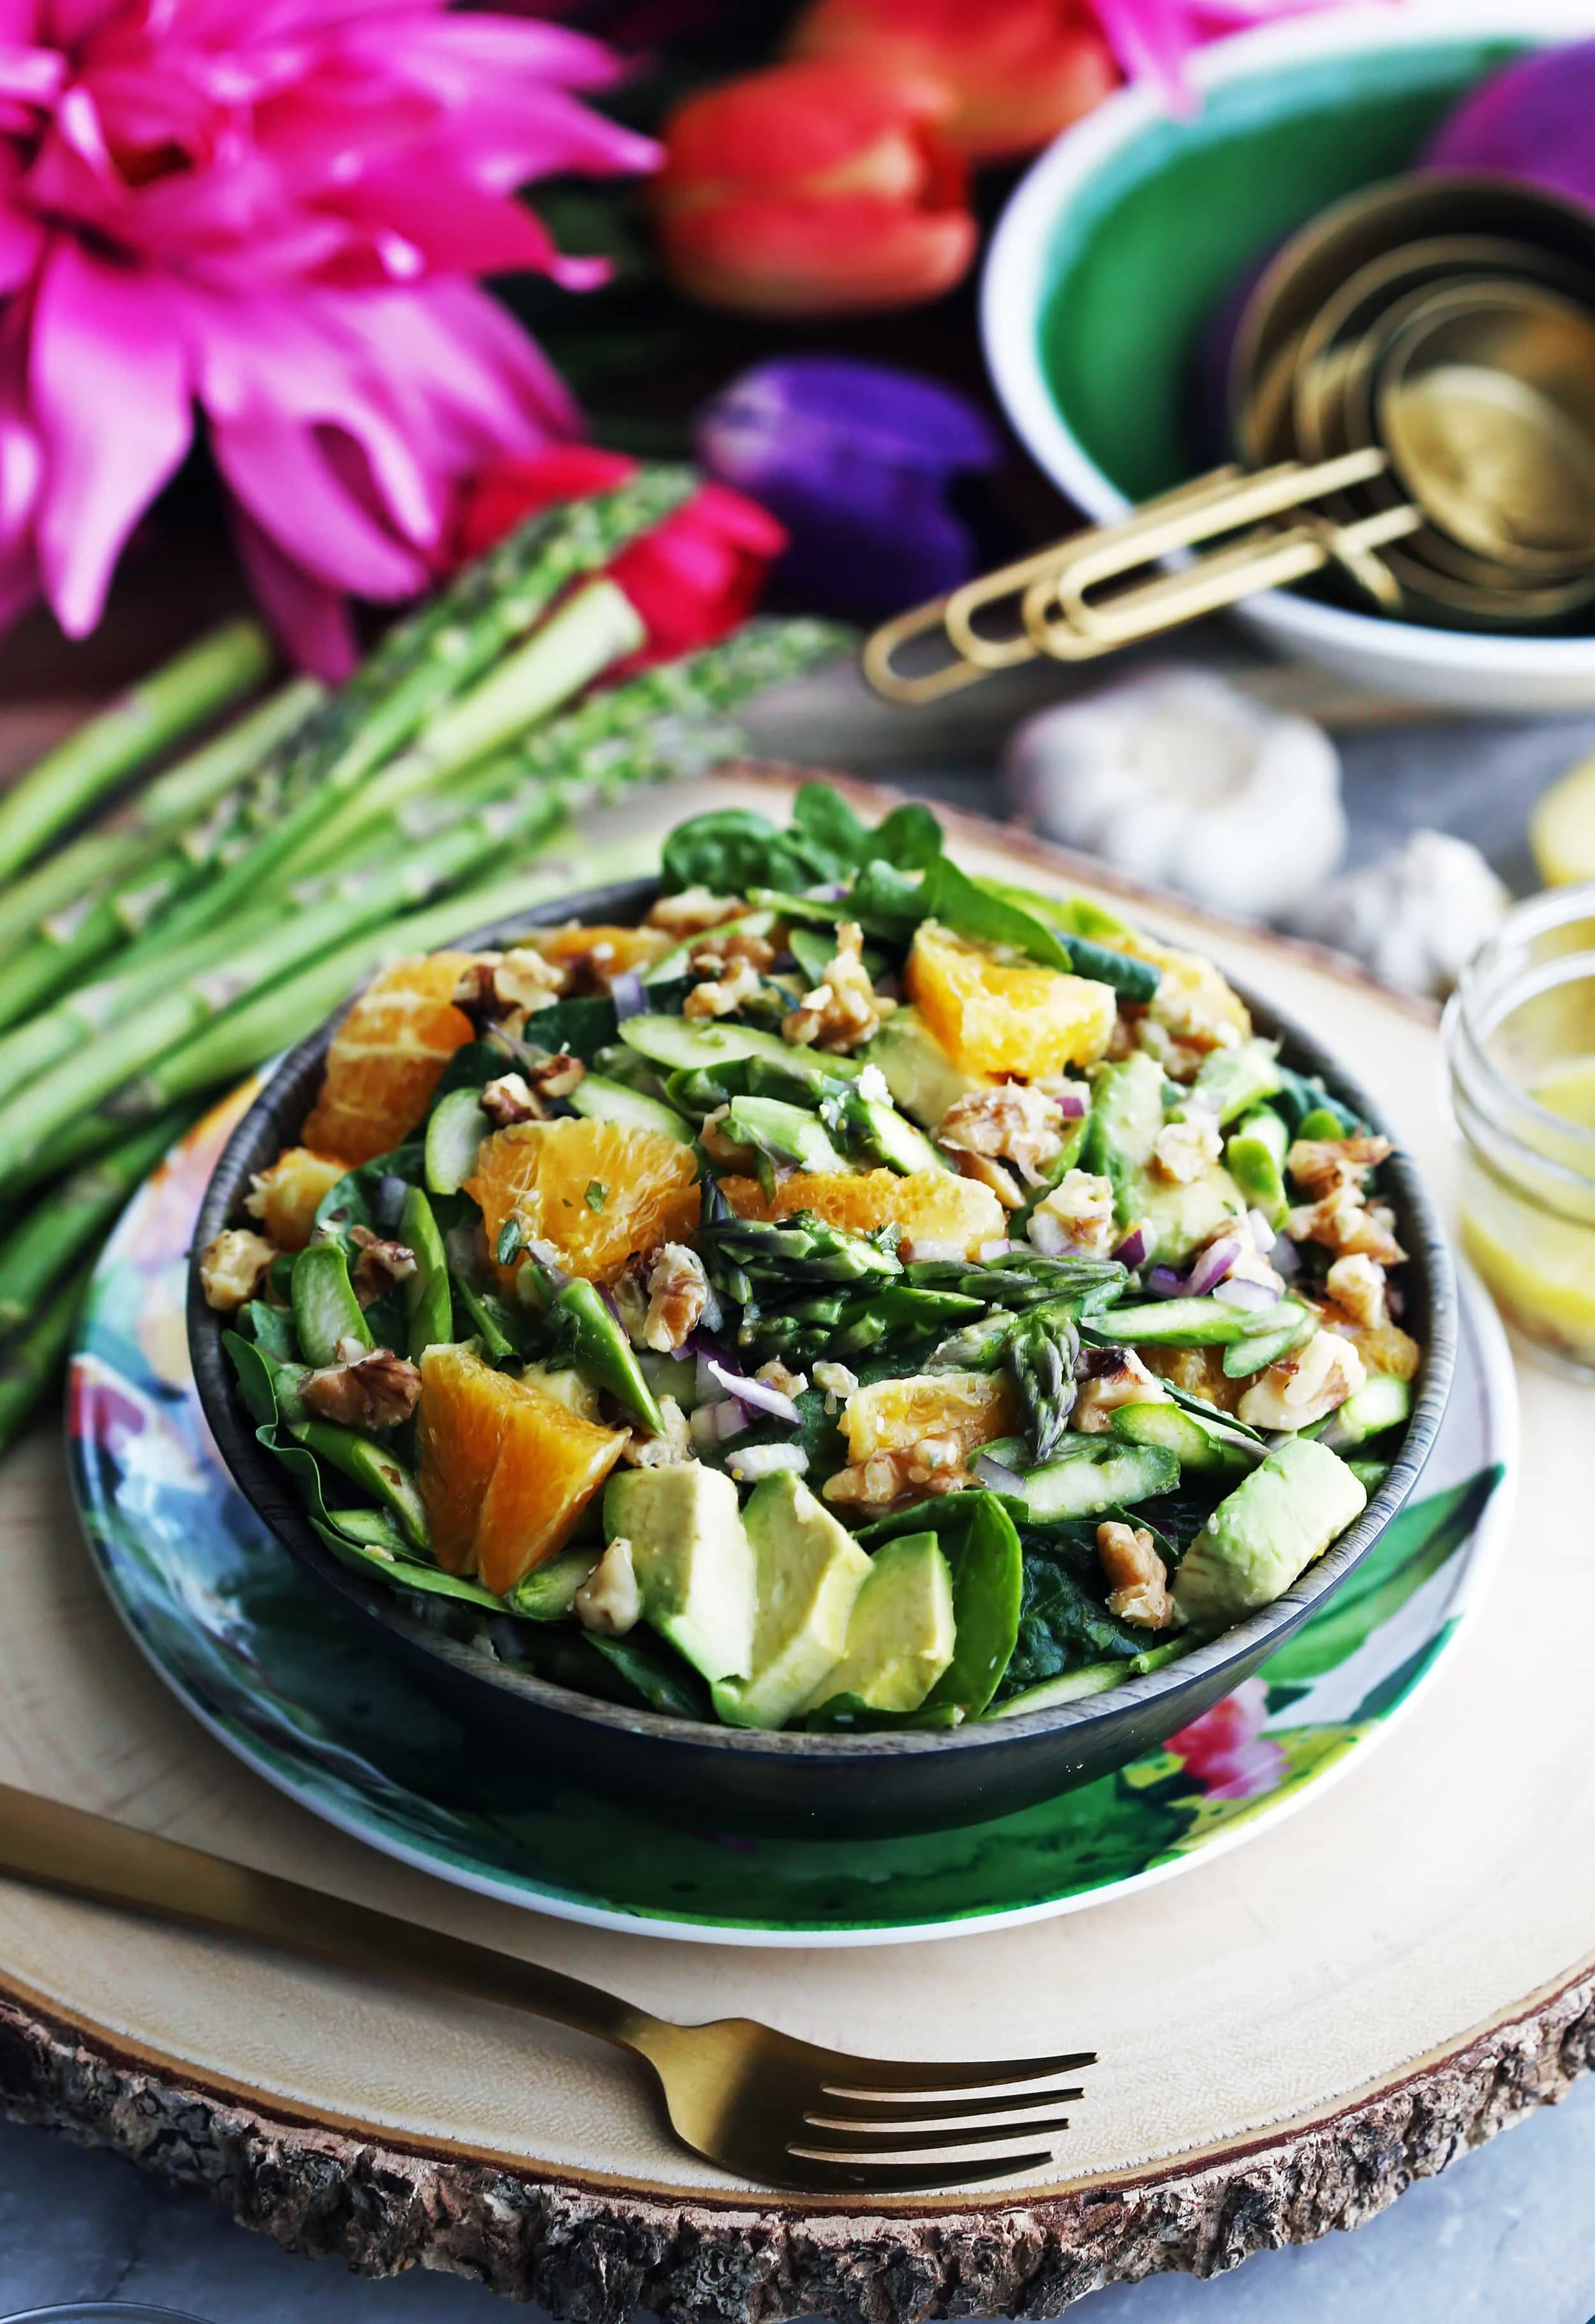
(1444, 884), (1595, 1378)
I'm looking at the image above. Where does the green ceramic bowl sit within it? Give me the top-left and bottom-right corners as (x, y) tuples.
(982, 8), (1595, 713)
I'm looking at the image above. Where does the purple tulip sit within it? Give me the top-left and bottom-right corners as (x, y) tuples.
(1425, 43), (1595, 214)
(695, 356), (1002, 621)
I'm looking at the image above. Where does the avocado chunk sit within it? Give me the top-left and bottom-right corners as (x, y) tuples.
(604, 1462), (755, 1684)
(1138, 1164), (1249, 1264)
(1173, 1436), (1368, 1629)
(802, 1530), (956, 1715)
(711, 1470), (872, 1729)
(1084, 1051), (1246, 1260)
(862, 1006), (994, 1128)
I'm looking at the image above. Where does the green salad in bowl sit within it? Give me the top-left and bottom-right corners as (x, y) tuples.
(194, 785), (1439, 1762)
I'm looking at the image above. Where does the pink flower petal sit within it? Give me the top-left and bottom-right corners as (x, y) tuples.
(209, 406), (429, 600)
(29, 239), (193, 635)
(228, 497), (360, 681)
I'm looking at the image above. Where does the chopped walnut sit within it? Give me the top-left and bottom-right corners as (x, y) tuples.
(781, 921), (895, 1054)
(1324, 1252), (1388, 1329)
(1139, 942), (1250, 1054)
(1073, 1347), (1169, 1434)
(690, 928), (776, 976)
(824, 1438), (974, 1512)
(575, 1539), (642, 1636)
(1097, 1521), (1177, 1630)
(1028, 1169), (1117, 1259)
(1287, 1134), (1393, 1199)
(1288, 1180), (1406, 1266)
(1237, 1327), (1366, 1432)
(952, 1150), (1026, 1210)
(937, 1084), (1068, 1211)
(492, 947), (568, 1014)
(480, 1053), (585, 1125)
(621, 1395), (693, 1467)
(300, 1346), (422, 1430)
(684, 956), (762, 1021)
(646, 887), (746, 938)
(757, 1359), (808, 1398)
(1150, 1113), (1222, 1186)
(348, 1224), (417, 1304)
(641, 1243), (709, 1354)
(451, 954), (504, 1011)
(198, 1228), (276, 1312)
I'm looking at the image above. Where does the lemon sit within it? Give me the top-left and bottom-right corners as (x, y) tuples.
(1530, 752), (1595, 887)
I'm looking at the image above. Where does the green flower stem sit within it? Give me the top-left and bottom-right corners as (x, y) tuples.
(142, 471), (692, 952)
(0, 678), (319, 962)
(0, 621), (273, 884)
(283, 578), (646, 878)
(0, 1110), (195, 1333)
(0, 1256), (96, 1461)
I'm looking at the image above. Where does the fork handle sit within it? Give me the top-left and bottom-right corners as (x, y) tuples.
(0, 1780), (657, 2055)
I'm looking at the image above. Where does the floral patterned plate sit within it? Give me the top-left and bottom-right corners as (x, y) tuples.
(68, 1094), (1517, 1949)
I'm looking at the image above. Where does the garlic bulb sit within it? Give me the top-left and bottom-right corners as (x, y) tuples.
(1287, 829), (1511, 1001)
(1003, 667), (1346, 921)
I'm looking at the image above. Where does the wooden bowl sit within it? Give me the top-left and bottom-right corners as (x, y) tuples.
(187, 877), (1457, 1839)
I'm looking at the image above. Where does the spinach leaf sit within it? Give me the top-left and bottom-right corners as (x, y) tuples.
(499, 1621), (708, 1719)
(853, 1490), (1023, 1717)
(870, 801), (945, 871)
(790, 785), (875, 880)
(662, 808), (820, 896)
(313, 1142), (425, 1254)
(993, 1531), (1149, 1701)
(923, 858), (1073, 970)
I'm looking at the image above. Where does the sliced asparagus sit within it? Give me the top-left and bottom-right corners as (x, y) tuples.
(0, 1111), (195, 1333)
(0, 1257), (96, 1460)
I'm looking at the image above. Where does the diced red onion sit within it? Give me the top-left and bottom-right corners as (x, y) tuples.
(1271, 1234), (1300, 1278)
(703, 1355), (801, 1425)
(973, 1449), (1027, 1495)
(524, 1236), (572, 1293)
(1248, 1209), (1278, 1254)
(1053, 1088), (1087, 1120)
(978, 1237), (1021, 1261)
(805, 881), (849, 902)
(1145, 1264), (1187, 1299)
(711, 1398), (750, 1440)
(609, 969), (647, 1021)
(1213, 1277), (1279, 1312)
(1025, 1212), (1069, 1259)
(1111, 1225), (1148, 1268)
(1186, 1236), (1243, 1298)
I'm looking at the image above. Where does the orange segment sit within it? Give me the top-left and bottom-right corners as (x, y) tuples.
(417, 1343), (626, 1590)
(302, 952), (478, 1166)
(843, 1370), (1020, 1462)
(466, 1117), (700, 1286)
(718, 1167), (1004, 1258)
(531, 923), (676, 982)
(905, 919), (1116, 1076)
(246, 1147), (349, 1250)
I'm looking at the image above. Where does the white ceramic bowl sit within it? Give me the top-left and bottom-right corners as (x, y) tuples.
(982, 3), (1595, 712)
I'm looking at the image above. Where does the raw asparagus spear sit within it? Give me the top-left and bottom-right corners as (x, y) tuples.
(0, 1257), (96, 1460)
(144, 471), (694, 949)
(0, 787), (584, 1185)
(0, 1111), (195, 1333)
(0, 621), (272, 883)
(0, 678), (320, 961)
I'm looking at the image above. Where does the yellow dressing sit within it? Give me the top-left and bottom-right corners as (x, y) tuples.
(1460, 1055), (1595, 1370)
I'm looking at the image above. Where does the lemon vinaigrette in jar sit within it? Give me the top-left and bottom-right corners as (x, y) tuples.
(1444, 887), (1595, 1377)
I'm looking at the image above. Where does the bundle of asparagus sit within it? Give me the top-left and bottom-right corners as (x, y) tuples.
(0, 466), (852, 1458)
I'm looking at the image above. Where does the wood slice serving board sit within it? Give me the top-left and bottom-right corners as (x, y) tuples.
(0, 770), (1582, 2313)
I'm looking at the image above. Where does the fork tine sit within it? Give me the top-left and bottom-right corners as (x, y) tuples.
(820, 2048), (1095, 2098)
(794, 2113), (1071, 2158)
(816, 2082), (1085, 2122)
(782, 2148), (1060, 2194)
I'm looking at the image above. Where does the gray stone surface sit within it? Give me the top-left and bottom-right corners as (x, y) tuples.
(1, 2074), (1595, 2320)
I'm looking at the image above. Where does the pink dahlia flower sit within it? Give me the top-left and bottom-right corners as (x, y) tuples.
(0, 1), (658, 674)
(1163, 1678), (1287, 1802)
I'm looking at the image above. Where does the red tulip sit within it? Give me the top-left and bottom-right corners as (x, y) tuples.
(653, 61), (977, 317)
(453, 447), (786, 667)
(789, 0), (1119, 163)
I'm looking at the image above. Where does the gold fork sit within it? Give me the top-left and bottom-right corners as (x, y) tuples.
(0, 1781), (1091, 2193)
